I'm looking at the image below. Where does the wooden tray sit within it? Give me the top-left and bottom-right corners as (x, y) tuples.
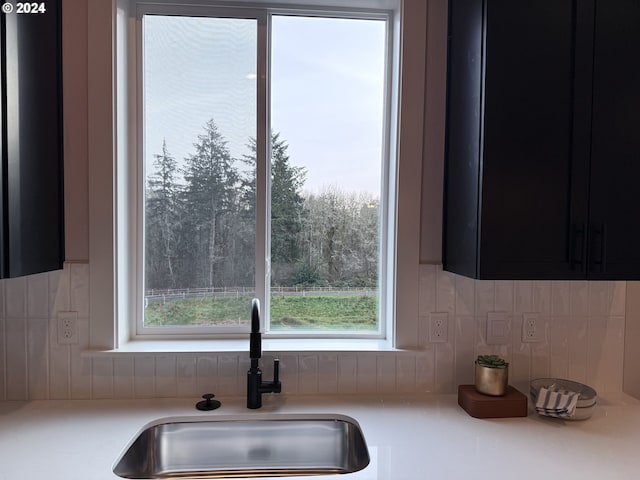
(458, 384), (528, 418)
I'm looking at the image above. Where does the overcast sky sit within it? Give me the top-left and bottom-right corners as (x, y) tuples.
(143, 13), (386, 196)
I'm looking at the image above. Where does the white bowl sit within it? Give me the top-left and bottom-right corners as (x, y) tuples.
(530, 378), (597, 420)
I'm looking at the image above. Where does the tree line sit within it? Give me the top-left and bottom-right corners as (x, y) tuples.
(145, 118), (379, 291)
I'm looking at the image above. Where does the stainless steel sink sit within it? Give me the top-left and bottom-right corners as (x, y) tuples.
(113, 414), (370, 479)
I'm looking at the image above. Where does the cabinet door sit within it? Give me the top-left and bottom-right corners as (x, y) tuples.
(478, 0), (592, 279)
(444, 0), (595, 279)
(588, 0), (640, 279)
(443, 0), (485, 278)
(1, 1), (64, 278)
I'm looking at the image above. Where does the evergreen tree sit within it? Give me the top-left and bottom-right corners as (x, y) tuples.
(146, 140), (180, 289)
(182, 119), (240, 288)
(242, 133), (307, 285)
(270, 133), (306, 264)
(145, 123), (380, 293)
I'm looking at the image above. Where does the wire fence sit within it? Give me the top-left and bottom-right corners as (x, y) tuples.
(145, 286), (377, 304)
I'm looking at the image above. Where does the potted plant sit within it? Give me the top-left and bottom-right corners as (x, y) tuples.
(475, 354), (509, 396)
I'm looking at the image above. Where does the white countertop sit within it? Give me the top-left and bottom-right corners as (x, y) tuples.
(1, 392), (640, 480)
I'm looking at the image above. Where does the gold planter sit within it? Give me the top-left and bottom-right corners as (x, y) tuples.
(474, 363), (508, 396)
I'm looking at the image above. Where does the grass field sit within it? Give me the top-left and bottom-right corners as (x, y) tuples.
(144, 295), (377, 330)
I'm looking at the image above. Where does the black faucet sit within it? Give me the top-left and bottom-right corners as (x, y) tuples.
(247, 298), (281, 409)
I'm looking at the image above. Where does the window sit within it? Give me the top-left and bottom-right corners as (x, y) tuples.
(135, 4), (396, 339)
(88, 0), (427, 352)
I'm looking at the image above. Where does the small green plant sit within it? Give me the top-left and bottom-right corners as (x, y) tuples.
(476, 354), (508, 368)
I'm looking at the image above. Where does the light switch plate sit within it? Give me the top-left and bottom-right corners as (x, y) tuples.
(486, 312), (510, 345)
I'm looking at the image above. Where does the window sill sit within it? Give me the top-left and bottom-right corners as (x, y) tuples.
(83, 338), (399, 358)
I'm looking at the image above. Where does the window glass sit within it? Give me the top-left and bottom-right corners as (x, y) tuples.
(140, 11), (389, 336)
(143, 15), (257, 329)
(269, 15), (386, 332)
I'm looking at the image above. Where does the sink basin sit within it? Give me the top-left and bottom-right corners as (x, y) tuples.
(113, 414), (370, 479)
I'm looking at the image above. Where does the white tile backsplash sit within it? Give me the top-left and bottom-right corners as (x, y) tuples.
(175, 356), (197, 398)
(415, 346), (435, 393)
(435, 267), (456, 313)
(0, 263), (629, 400)
(92, 357), (114, 399)
(395, 353), (416, 394)
(70, 317), (91, 399)
(494, 280), (514, 312)
(215, 355), (239, 396)
(337, 353), (357, 394)
(49, 266), (70, 315)
(376, 354), (397, 393)
(6, 277), (27, 318)
(155, 356), (178, 398)
(298, 355), (319, 394)
(69, 263), (90, 318)
(418, 264), (436, 315)
(356, 353), (377, 394)
(317, 353), (338, 394)
(27, 274), (49, 319)
(27, 318), (49, 399)
(133, 357), (156, 398)
(475, 280), (495, 315)
(113, 357), (134, 399)
(5, 317), (27, 400)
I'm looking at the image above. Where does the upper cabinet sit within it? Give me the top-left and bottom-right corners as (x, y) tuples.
(0, 0), (64, 278)
(443, 0), (640, 280)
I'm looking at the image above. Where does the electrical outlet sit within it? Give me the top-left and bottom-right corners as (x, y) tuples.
(522, 313), (544, 343)
(429, 313), (448, 343)
(57, 311), (78, 345)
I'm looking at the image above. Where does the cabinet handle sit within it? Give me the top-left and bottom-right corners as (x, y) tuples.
(591, 223), (607, 273)
(570, 223), (586, 272)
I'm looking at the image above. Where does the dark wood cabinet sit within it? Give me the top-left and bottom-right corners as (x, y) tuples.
(1, 0), (64, 278)
(443, 0), (640, 280)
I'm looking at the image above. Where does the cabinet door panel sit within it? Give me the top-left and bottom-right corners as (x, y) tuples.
(478, 0), (590, 279)
(589, 0), (640, 279)
(443, 0), (484, 278)
(1, 1), (64, 277)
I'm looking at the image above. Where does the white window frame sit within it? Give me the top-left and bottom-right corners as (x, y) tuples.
(87, 0), (425, 352)
(130, 2), (397, 340)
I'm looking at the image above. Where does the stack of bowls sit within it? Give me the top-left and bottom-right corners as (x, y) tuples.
(530, 378), (597, 420)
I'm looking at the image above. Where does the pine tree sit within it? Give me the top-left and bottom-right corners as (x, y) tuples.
(270, 133), (306, 264)
(242, 132), (307, 285)
(146, 140), (181, 290)
(182, 119), (240, 287)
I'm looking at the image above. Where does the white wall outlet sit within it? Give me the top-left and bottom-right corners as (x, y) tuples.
(429, 312), (449, 343)
(522, 313), (544, 343)
(486, 312), (511, 345)
(57, 311), (78, 345)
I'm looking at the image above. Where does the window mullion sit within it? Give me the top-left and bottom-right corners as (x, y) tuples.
(255, 11), (270, 330)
